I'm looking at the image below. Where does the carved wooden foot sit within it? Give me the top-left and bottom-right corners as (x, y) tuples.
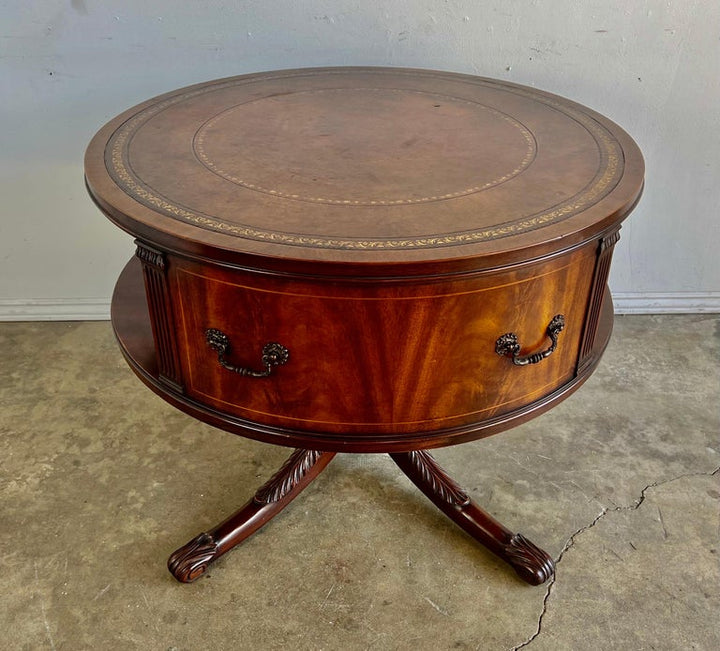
(389, 450), (554, 586)
(168, 448), (336, 583)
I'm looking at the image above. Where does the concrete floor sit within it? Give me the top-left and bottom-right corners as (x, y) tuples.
(0, 315), (718, 650)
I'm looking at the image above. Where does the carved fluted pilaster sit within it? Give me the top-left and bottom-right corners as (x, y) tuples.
(579, 228), (621, 372)
(135, 240), (183, 392)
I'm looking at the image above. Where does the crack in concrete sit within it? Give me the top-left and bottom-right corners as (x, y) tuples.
(510, 466), (720, 651)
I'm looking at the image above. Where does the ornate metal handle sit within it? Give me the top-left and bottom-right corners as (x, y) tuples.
(205, 328), (289, 377)
(495, 315), (565, 366)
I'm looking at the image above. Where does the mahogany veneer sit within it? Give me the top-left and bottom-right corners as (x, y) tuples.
(86, 67), (644, 585)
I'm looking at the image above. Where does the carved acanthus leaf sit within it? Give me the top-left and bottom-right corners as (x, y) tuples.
(406, 450), (470, 506)
(135, 241), (166, 270)
(254, 449), (324, 504)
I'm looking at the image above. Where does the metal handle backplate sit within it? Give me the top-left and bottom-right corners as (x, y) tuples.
(205, 328), (289, 377)
(495, 315), (565, 366)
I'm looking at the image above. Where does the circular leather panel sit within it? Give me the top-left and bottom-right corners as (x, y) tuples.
(86, 68), (643, 266)
(194, 88), (535, 206)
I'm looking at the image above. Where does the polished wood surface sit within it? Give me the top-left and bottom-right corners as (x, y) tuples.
(94, 68), (644, 585)
(112, 254), (614, 452)
(171, 246), (596, 435)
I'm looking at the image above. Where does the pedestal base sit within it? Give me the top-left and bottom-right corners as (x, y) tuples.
(169, 448), (554, 586)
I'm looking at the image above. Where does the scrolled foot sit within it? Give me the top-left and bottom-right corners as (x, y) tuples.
(503, 533), (555, 586)
(168, 532), (219, 583)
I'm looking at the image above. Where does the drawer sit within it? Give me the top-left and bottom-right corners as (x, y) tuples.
(169, 245), (597, 436)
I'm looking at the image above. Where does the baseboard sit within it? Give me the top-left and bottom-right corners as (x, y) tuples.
(612, 292), (720, 314)
(0, 298), (111, 321)
(0, 293), (718, 321)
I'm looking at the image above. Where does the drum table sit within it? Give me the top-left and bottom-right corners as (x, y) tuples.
(85, 67), (644, 585)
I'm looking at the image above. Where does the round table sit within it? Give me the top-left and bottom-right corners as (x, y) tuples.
(85, 67), (644, 585)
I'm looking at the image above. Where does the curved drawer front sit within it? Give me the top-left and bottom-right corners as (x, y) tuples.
(169, 244), (597, 435)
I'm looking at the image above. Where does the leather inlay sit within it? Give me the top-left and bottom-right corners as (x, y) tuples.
(105, 70), (624, 251)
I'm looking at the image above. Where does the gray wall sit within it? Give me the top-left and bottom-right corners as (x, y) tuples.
(1, 0), (718, 319)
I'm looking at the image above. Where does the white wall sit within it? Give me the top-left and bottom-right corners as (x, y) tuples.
(1, 0), (718, 319)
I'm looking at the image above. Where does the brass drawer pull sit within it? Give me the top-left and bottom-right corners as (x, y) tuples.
(495, 315), (565, 366)
(205, 329), (289, 377)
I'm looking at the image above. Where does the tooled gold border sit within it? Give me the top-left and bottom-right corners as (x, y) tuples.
(106, 71), (623, 250)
